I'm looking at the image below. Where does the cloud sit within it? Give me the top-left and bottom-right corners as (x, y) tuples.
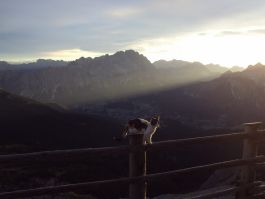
(218, 31), (243, 36)
(126, 29), (265, 67)
(107, 7), (142, 18)
(200, 28), (265, 37)
(2, 0), (265, 65)
(248, 29), (265, 34)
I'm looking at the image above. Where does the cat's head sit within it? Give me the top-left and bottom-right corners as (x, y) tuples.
(150, 116), (160, 127)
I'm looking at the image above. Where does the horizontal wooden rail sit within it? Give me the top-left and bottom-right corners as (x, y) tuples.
(0, 145), (130, 164)
(144, 131), (265, 152)
(1, 131), (265, 165)
(0, 156), (264, 199)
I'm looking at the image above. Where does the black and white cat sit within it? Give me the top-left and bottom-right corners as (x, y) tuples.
(121, 116), (160, 144)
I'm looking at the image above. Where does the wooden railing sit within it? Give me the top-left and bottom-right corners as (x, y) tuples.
(0, 122), (265, 199)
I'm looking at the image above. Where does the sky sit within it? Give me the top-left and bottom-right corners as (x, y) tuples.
(1, 0), (265, 67)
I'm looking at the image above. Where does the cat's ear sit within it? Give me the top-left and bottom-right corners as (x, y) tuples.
(155, 115), (160, 120)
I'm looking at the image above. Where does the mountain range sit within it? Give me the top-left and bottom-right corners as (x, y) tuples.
(0, 59), (68, 71)
(77, 62), (265, 129)
(1, 50), (263, 130)
(0, 50), (239, 105)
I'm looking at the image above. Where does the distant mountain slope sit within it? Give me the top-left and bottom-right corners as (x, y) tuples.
(0, 59), (68, 71)
(154, 59), (228, 73)
(230, 66), (244, 72)
(79, 63), (265, 129)
(0, 88), (59, 117)
(0, 61), (14, 71)
(0, 89), (121, 149)
(0, 50), (227, 106)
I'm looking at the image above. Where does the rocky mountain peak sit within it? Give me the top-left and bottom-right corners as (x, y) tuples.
(70, 56), (93, 66)
(241, 63), (265, 83)
(112, 49), (151, 65)
(245, 63), (265, 71)
(69, 50), (153, 75)
(230, 66), (243, 72)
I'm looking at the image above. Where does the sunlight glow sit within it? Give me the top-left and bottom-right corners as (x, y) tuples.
(130, 31), (265, 67)
(4, 32), (265, 68)
(1, 49), (106, 63)
(41, 49), (105, 61)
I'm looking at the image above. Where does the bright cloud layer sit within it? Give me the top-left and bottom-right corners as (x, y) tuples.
(42, 49), (105, 61)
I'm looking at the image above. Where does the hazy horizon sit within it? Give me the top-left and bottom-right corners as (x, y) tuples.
(1, 50), (262, 69)
(2, 0), (265, 67)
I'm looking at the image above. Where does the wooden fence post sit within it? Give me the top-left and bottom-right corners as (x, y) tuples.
(237, 122), (262, 199)
(128, 133), (146, 199)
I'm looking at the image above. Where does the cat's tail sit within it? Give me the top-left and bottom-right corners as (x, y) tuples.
(113, 126), (129, 142)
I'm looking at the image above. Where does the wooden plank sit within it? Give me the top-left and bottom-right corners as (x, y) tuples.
(143, 156), (265, 182)
(0, 177), (130, 199)
(0, 145), (129, 164)
(1, 131), (265, 164)
(0, 156), (264, 199)
(144, 131), (265, 152)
